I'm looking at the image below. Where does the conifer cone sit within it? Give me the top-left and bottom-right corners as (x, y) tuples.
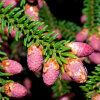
(4, 82), (27, 98)
(52, 29), (62, 40)
(24, 78), (32, 90)
(58, 93), (75, 100)
(0, 59), (23, 75)
(76, 28), (89, 42)
(89, 52), (100, 64)
(37, 0), (44, 9)
(27, 0), (35, 3)
(63, 58), (87, 83)
(61, 72), (72, 81)
(43, 58), (59, 86)
(1, 0), (19, 8)
(88, 34), (100, 52)
(66, 42), (94, 57)
(92, 94), (100, 100)
(27, 44), (43, 72)
(24, 4), (39, 21)
(4, 26), (23, 38)
(80, 14), (87, 24)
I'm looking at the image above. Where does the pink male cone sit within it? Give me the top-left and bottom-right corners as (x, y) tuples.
(89, 52), (100, 64)
(4, 26), (23, 38)
(61, 72), (72, 81)
(24, 4), (39, 21)
(37, 0), (44, 9)
(27, 0), (35, 3)
(0, 35), (2, 40)
(80, 14), (87, 24)
(27, 44), (43, 72)
(63, 58), (87, 83)
(88, 34), (100, 52)
(0, 59), (23, 75)
(92, 94), (100, 100)
(24, 78), (32, 90)
(58, 93), (75, 100)
(43, 58), (59, 86)
(1, 0), (19, 8)
(4, 82), (27, 98)
(52, 29), (62, 40)
(76, 28), (89, 42)
(66, 42), (94, 57)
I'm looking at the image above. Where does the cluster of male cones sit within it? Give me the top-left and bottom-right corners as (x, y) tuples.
(0, 0), (99, 100)
(0, 41), (94, 98)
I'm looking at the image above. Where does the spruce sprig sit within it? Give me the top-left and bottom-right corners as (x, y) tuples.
(80, 64), (100, 99)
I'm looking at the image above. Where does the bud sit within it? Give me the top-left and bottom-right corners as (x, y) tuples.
(63, 58), (87, 83)
(58, 93), (75, 100)
(0, 59), (23, 75)
(61, 72), (72, 81)
(24, 4), (39, 21)
(1, 0), (19, 8)
(92, 94), (100, 100)
(0, 35), (2, 40)
(27, 44), (43, 72)
(89, 52), (100, 64)
(43, 58), (59, 86)
(4, 26), (23, 38)
(76, 28), (89, 42)
(66, 42), (94, 57)
(24, 78), (32, 90)
(80, 14), (87, 24)
(37, 0), (44, 9)
(52, 29), (62, 40)
(38, 21), (45, 30)
(4, 82), (27, 98)
(27, 0), (35, 3)
(88, 34), (100, 52)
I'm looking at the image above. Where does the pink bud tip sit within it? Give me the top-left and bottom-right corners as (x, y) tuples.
(63, 58), (87, 83)
(92, 94), (100, 100)
(24, 78), (32, 90)
(66, 42), (94, 57)
(4, 26), (23, 38)
(52, 29), (62, 40)
(27, 0), (36, 3)
(24, 4), (39, 21)
(0, 35), (2, 40)
(88, 34), (100, 52)
(61, 72), (72, 81)
(1, 0), (19, 8)
(27, 44), (43, 72)
(0, 59), (23, 75)
(76, 28), (89, 42)
(89, 52), (100, 64)
(37, 0), (44, 9)
(58, 93), (75, 100)
(43, 58), (59, 86)
(80, 14), (87, 24)
(4, 82), (27, 98)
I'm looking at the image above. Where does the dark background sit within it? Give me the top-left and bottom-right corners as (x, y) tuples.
(46, 0), (83, 26)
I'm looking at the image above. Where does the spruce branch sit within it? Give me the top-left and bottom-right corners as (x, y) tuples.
(82, 0), (100, 33)
(51, 78), (71, 99)
(80, 64), (100, 99)
(83, 0), (95, 31)
(0, 1), (78, 66)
